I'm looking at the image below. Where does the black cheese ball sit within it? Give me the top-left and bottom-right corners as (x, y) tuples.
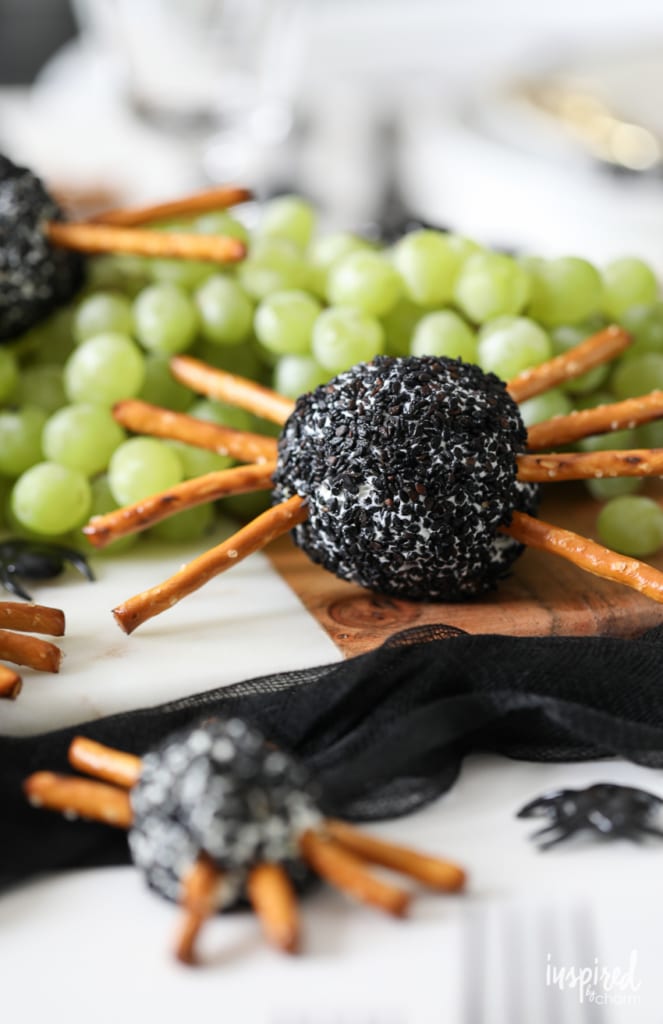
(128, 718), (321, 907)
(272, 355), (540, 601)
(0, 154), (85, 342)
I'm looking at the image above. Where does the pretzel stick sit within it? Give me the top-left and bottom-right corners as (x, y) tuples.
(175, 855), (223, 965)
(84, 462), (276, 548)
(518, 448), (663, 482)
(46, 222), (245, 264)
(113, 400), (278, 464)
(324, 820), (466, 892)
(93, 185), (252, 227)
(299, 830), (410, 917)
(0, 629), (62, 672)
(247, 863), (300, 954)
(68, 738), (143, 788)
(507, 326), (631, 403)
(170, 356), (296, 425)
(527, 391), (663, 450)
(0, 601), (65, 636)
(113, 494), (307, 634)
(0, 664), (22, 700)
(504, 511), (663, 603)
(23, 772), (133, 827)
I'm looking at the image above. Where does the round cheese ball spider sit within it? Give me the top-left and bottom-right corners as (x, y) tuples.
(24, 718), (466, 964)
(82, 324), (663, 633)
(0, 152), (249, 341)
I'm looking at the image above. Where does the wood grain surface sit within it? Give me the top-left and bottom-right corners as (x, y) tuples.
(267, 485), (663, 657)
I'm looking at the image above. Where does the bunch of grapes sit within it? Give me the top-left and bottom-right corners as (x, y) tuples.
(2, 195), (663, 560)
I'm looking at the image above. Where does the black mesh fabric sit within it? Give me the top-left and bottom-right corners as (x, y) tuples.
(4, 621), (663, 890)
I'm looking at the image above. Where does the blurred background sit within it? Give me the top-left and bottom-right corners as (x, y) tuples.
(2, 0), (663, 264)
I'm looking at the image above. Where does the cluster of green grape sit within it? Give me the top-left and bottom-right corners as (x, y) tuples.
(2, 194), (663, 560)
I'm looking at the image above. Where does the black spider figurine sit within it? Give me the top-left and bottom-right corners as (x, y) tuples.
(0, 538), (94, 601)
(517, 783), (663, 849)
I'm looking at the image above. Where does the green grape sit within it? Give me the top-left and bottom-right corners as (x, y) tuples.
(195, 275), (253, 346)
(578, 426), (636, 453)
(273, 355), (329, 398)
(309, 232), (372, 270)
(518, 388), (572, 428)
(72, 475), (138, 556)
(550, 324), (610, 395)
(381, 298), (424, 357)
(221, 490), (271, 521)
(11, 462), (92, 535)
(597, 495), (663, 557)
(147, 221), (215, 289)
(255, 290), (321, 356)
(611, 353), (663, 400)
(260, 196), (316, 249)
(603, 258), (658, 319)
(21, 307), (76, 366)
(195, 211), (249, 244)
(133, 283), (199, 354)
(150, 502), (215, 542)
(636, 419), (663, 448)
(64, 332), (146, 405)
(191, 337), (266, 379)
(74, 291), (133, 343)
(0, 476), (12, 530)
(0, 348), (19, 404)
(165, 440), (232, 479)
(619, 303), (663, 357)
(42, 404), (126, 477)
(189, 398), (255, 433)
(14, 364), (66, 414)
(392, 230), (461, 307)
(139, 354), (194, 412)
(527, 257), (603, 326)
(312, 307), (385, 374)
(410, 311), (477, 362)
(574, 389), (615, 412)
(476, 317), (552, 380)
(586, 476), (642, 501)
(326, 250), (401, 317)
(0, 406), (47, 477)
(447, 235), (482, 263)
(108, 437), (183, 505)
(454, 252), (530, 323)
(239, 238), (310, 300)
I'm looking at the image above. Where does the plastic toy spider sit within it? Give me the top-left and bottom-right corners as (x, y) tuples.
(0, 538), (93, 602)
(518, 783), (663, 849)
(24, 716), (466, 964)
(81, 326), (663, 633)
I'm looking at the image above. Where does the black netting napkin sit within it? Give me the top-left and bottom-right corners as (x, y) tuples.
(4, 621), (663, 890)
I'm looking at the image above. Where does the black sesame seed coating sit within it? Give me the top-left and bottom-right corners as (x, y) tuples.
(128, 718), (321, 907)
(0, 154), (85, 341)
(272, 355), (539, 601)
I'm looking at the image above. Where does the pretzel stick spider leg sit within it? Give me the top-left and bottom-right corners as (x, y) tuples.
(175, 855), (225, 965)
(113, 400), (278, 464)
(170, 356), (296, 425)
(0, 601), (65, 636)
(507, 325), (631, 403)
(92, 184), (252, 227)
(526, 391), (663, 450)
(299, 829), (411, 917)
(247, 863), (300, 954)
(113, 494), (308, 634)
(517, 448), (663, 483)
(0, 629), (62, 673)
(0, 663), (22, 700)
(68, 737), (143, 788)
(23, 772), (133, 827)
(324, 820), (466, 892)
(504, 511), (663, 603)
(45, 222), (245, 265)
(84, 462), (276, 548)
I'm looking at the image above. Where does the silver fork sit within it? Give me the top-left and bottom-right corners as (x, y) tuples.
(462, 902), (609, 1024)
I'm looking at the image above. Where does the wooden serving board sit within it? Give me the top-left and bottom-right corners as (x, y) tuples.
(267, 486), (663, 657)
